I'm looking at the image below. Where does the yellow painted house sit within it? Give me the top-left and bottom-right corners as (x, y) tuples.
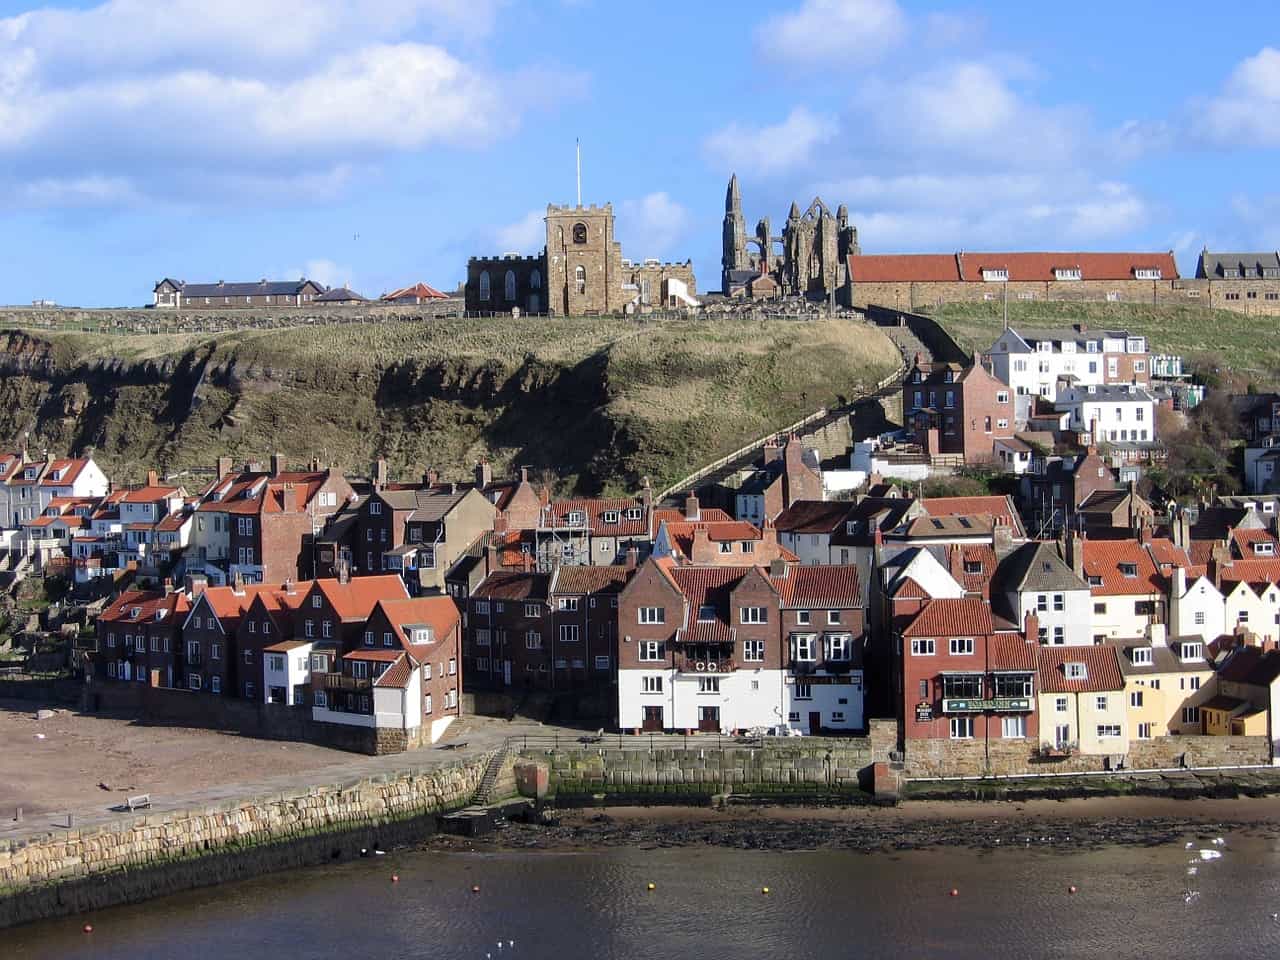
(1206, 645), (1280, 741)
(1036, 644), (1128, 756)
(1107, 632), (1214, 739)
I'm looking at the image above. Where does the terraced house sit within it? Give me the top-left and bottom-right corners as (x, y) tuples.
(93, 588), (191, 691)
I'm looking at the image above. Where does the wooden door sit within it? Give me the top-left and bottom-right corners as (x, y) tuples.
(808, 711), (822, 735)
(698, 706), (720, 733)
(642, 705), (663, 732)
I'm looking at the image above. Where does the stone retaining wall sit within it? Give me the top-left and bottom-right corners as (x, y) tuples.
(0, 754), (490, 928)
(903, 735), (1270, 779)
(531, 741), (874, 801)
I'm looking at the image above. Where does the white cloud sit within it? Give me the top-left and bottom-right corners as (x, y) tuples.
(284, 258), (355, 289)
(0, 0), (530, 207)
(757, 0), (905, 67)
(703, 107), (838, 178)
(493, 210), (546, 253)
(1198, 47), (1280, 146)
(618, 192), (692, 259)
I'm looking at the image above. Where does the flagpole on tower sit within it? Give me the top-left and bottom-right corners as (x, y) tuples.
(576, 138), (582, 206)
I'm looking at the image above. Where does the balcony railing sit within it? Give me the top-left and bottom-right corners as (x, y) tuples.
(324, 673), (373, 691)
(676, 655), (737, 674)
(942, 696), (1033, 714)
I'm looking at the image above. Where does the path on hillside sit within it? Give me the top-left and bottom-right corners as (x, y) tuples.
(657, 317), (933, 506)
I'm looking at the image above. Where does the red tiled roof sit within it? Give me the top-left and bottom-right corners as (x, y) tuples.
(541, 497), (649, 537)
(1036, 645), (1125, 693)
(1218, 645), (1280, 686)
(989, 634), (1037, 671)
(901, 598), (993, 638)
(197, 471), (329, 515)
(38, 458), (90, 487)
(1081, 539), (1162, 596)
(892, 576), (931, 600)
(119, 485), (180, 503)
(1231, 528), (1280, 557)
(382, 282), (448, 301)
(850, 251), (1179, 283)
(770, 565), (862, 608)
(376, 596), (460, 657)
(552, 565), (633, 595)
(316, 575), (409, 621)
(1219, 559), (1280, 591)
(154, 512), (189, 532)
(960, 545), (997, 593)
(343, 648), (405, 662)
(196, 584), (277, 624)
(373, 653), (416, 687)
(99, 590), (190, 625)
(653, 507), (734, 527)
(848, 253), (961, 283)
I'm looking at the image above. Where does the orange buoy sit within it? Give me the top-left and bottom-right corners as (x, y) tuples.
(949, 888), (959, 897)
(83, 924), (93, 934)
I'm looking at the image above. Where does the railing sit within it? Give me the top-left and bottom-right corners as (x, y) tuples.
(675, 655), (737, 674)
(324, 673), (372, 691)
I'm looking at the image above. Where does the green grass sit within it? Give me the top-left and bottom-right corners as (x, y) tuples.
(0, 315), (901, 495)
(922, 300), (1280, 387)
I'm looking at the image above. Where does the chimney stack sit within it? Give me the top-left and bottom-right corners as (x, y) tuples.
(426, 469), (439, 486)
(184, 573), (207, 598)
(519, 466), (530, 483)
(769, 557), (787, 578)
(374, 458), (388, 491)
(337, 559), (350, 585)
(684, 493), (700, 521)
(216, 456), (233, 480)
(232, 570), (245, 596)
(624, 546), (638, 571)
(1024, 611), (1040, 645)
(271, 452), (285, 477)
(146, 469), (158, 487)
(475, 460), (493, 489)
(281, 483), (298, 513)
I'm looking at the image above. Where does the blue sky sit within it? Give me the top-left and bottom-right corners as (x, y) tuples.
(1, 0), (1277, 306)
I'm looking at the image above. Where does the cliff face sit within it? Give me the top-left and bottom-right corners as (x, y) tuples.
(0, 317), (900, 494)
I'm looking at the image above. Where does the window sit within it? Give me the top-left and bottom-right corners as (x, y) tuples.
(352, 661), (368, 680)
(826, 634), (851, 662)
(698, 677), (720, 694)
(638, 640), (665, 661)
(718, 541), (733, 554)
(1130, 690), (1143, 708)
(572, 222), (587, 244)
(1180, 642), (1203, 662)
(994, 673), (1032, 698)
(638, 607), (665, 625)
(504, 270), (516, 302)
(949, 637), (975, 655)
(475, 628), (490, 647)
(642, 675), (663, 694)
(1066, 663), (1087, 680)
(243, 649), (253, 665)
(478, 270), (490, 301)
(1037, 594), (1048, 612)
(794, 682), (813, 700)
(555, 625), (577, 644)
(950, 716), (974, 739)
(1056, 696), (1068, 713)
(911, 638), (936, 656)
(594, 656), (610, 671)
(1119, 563), (1138, 578)
(310, 655), (328, 673)
(791, 634), (816, 662)
(1182, 706), (1201, 725)
(383, 631), (395, 648)
(827, 610), (841, 625)
(1189, 676), (1200, 690)
(743, 639), (764, 662)
(210, 643), (221, 660)
(1095, 695), (1108, 711)
(1093, 600), (1106, 613)
(1096, 724), (1122, 738)
(524, 603), (540, 618)
(1001, 716), (1026, 738)
(312, 595), (322, 609)
(188, 674), (202, 691)
(1053, 594), (1065, 612)
(697, 604), (716, 622)
(740, 606), (768, 625)
(574, 265), (586, 295)
(996, 390), (1009, 404)
(1130, 647), (1152, 665)
(475, 601), (490, 615)
(796, 610), (811, 625)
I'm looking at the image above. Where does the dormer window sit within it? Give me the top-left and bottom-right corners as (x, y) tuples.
(1065, 662), (1087, 680)
(981, 268), (1009, 282)
(1087, 575), (1103, 588)
(1133, 268), (1162, 280)
(1180, 642), (1204, 662)
(1054, 267), (1082, 281)
(1119, 563), (1138, 578)
(602, 511), (619, 524)
(567, 510), (586, 525)
(963, 560), (982, 575)
(1130, 646), (1153, 666)
(1255, 542), (1275, 556)
(697, 604), (716, 622)
(626, 507), (643, 522)
(412, 628), (431, 644)
(130, 607), (142, 618)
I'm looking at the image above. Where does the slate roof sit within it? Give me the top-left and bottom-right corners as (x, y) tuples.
(158, 279), (319, 297)
(1217, 645), (1280, 686)
(1196, 251), (1280, 280)
(314, 286), (366, 303)
(1036, 645), (1124, 693)
(1104, 638), (1210, 677)
(474, 571), (549, 601)
(773, 500), (851, 534)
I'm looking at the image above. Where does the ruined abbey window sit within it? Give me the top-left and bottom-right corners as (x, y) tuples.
(575, 265), (586, 295)
(530, 269), (541, 290)
(504, 270), (516, 301)
(479, 270), (491, 301)
(572, 222), (587, 245)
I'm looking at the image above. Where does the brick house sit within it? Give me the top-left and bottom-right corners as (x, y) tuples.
(180, 578), (276, 695)
(896, 597), (1039, 749)
(735, 436), (824, 525)
(546, 564), (631, 690)
(94, 589), (190, 690)
(236, 580), (314, 704)
(464, 571), (550, 690)
(653, 495), (793, 567)
(191, 456), (353, 585)
(902, 354), (1015, 463)
(535, 493), (654, 569)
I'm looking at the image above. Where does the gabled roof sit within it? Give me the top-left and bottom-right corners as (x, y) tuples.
(1196, 251), (1280, 279)
(1081, 539), (1163, 595)
(119, 485), (181, 503)
(1000, 541), (1089, 593)
(653, 507), (734, 527)
(1037, 644), (1124, 693)
(38, 458), (91, 487)
(165, 279), (320, 297)
(770, 565), (862, 608)
(374, 596), (460, 659)
(540, 497), (649, 537)
(315, 575), (409, 621)
(382, 282), (449, 301)
(474, 571), (550, 601)
(551, 565), (632, 596)
(314, 286), (366, 303)
(1218, 559), (1280, 593)
(773, 500), (851, 535)
(373, 653), (416, 688)
(668, 566), (767, 642)
(901, 598), (994, 638)
(921, 495), (1024, 538)
(989, 635), (1037, 671)
(99, 590), (190, 625)
(1218, 645), (1280, 687)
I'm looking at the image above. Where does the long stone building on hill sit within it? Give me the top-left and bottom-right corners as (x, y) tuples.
(465, 203), (697, 317)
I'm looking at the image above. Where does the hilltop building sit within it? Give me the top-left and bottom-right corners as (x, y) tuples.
(465, 203), (697, 316)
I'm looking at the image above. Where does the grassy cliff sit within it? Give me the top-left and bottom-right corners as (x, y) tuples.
(922, 300), (1280, 387)
(0, 315), (901, 495)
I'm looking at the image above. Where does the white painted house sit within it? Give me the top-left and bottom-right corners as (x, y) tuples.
(1056, 383), (1157, 445)
(1000, 541), (1093, 646)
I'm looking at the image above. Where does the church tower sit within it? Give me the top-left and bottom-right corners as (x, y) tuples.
(721, 174), (749, 293)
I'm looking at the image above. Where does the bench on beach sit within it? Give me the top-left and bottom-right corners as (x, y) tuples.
(437, 741), (469, 751)
(578, 728), (604, 744)
(117, 794), (150, 812)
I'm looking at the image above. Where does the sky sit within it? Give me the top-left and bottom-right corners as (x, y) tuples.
(0, 0), (1278, 306)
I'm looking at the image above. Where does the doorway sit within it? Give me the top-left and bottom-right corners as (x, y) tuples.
(698, 706), (720, 733)
(642, 705), (663, 732)
(808, 711), (822, 735)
